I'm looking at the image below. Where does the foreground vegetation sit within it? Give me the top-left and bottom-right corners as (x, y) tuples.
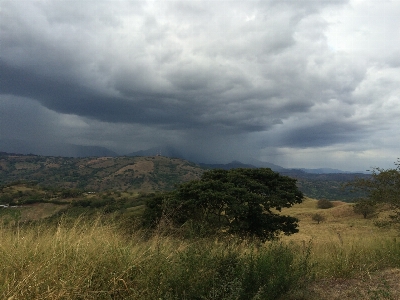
(1, 159), (400, 299)
(1, 198), (400, 299)
(0, 216), (313, 300)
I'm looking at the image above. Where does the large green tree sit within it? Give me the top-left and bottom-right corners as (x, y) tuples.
(143, 168), (303, 241)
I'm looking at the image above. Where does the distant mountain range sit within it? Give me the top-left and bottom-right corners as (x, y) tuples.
(296, 168), (354, 174)
(198, 160), (289, 172)
(125, 146), (184, 159)
(0, 152), (369, 201)
(0, 140), (361, 174)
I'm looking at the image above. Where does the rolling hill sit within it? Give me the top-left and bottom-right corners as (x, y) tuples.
(0, 152), (368, 200)
(0, 153), (203, 192)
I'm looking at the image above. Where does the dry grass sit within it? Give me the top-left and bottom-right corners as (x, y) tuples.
(280, 198), (400, 299)
(19, 203), (68, 222)
(281, 198), (398, 243)
(1, 197), (399, 299)
(306, 268), (400, 300)
(0, 217), (152, 299)
(0, 217), (311, 300)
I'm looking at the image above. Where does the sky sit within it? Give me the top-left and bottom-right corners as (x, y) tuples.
(1, 0), (399, 171)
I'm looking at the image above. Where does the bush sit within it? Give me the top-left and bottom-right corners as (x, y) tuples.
(312, 213), (326, 224)
(317, 199), (334, 209)
(353, 198), (376, 219)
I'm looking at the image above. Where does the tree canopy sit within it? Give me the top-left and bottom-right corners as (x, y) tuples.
(143, 168), (303, 241)
(353, 198), (376, 219)
(350, 159), (400, 223)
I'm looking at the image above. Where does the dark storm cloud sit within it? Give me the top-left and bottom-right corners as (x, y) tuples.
(0, 0), (330, 132)
(1, 59), (279, 134)
(276, 121), (364, 148)
(1, 0), (399, 170)
(0, 95), (59, 142)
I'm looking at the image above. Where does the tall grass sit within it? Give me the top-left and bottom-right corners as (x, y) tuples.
(281, 197), (400, 280)
(310, 235), (400, 279)
(1, 214), (399, 299)
(0, 216), (312, 300)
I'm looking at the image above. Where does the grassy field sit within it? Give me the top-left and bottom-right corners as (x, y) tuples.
(281, 198), (400, 299)
(0, 217), (313, 300)
(0, 198), (399, 299)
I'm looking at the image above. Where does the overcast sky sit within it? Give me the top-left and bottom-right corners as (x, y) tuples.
(1, 0), (399, 171)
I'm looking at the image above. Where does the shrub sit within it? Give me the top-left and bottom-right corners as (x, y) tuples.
(312, 213), (325, 224)
(317, 199), (334, 209)
(349, 160), (400, 224)
(353, 198), (376, 219)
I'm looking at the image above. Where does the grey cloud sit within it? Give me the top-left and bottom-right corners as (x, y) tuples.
(0, 96), (62, 143)
(276, 121), (364, 148)
(1, 0), (399, 170)
(383, 52), (400, 68)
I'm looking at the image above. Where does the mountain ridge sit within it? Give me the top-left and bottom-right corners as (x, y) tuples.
(0, 152), (369, 201)
(0, 153), (202, 193)
(1, 141), (360, 174)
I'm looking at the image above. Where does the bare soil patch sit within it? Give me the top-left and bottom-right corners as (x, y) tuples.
(84, 157), (114, 168)
(131, 160), (154, 173)
(115, 164), (136, 175)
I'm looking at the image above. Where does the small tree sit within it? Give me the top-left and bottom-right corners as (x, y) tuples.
(143, 168), (304, 241)
(353, 198), (376, 219)
(317, 199), (334, 209)
(312, 213), (325, 224)
(350, 159), (400, 224)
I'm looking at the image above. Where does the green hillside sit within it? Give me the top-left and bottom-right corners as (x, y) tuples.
(0, 153), (203, 193)
(0, 153), (367, 201)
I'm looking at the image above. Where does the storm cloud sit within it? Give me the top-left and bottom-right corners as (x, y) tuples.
(1, 0), (399, 171)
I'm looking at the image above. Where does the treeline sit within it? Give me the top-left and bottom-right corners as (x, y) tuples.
(0, 181), (70, 205)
